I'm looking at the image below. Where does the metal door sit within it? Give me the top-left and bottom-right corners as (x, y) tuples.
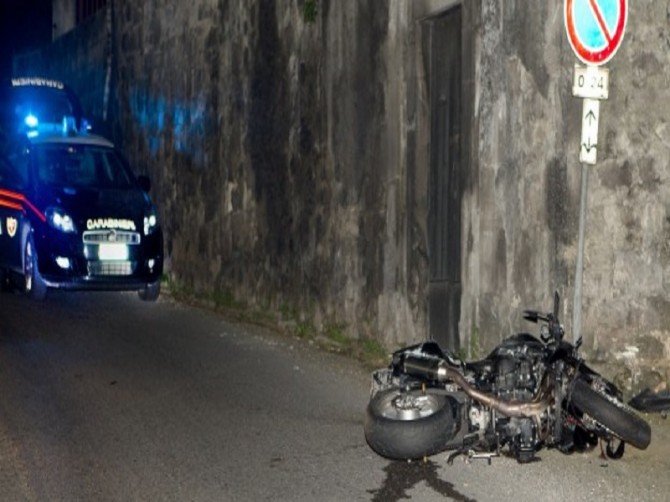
(426, 7), (462, 351)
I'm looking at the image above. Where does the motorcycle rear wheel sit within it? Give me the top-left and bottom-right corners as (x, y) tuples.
(364, 387), (457, 460)
(571, 379), (651, 450)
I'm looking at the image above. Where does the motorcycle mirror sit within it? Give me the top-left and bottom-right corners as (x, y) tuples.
(553, 290), (560, 319)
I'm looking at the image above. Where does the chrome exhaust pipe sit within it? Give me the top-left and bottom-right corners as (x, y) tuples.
(402, 355), (553, 419)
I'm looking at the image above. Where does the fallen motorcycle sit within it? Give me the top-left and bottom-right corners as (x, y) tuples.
(364, 292), (651, 463)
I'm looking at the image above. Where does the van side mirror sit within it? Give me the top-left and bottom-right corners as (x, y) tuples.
(138, 175), (151, 192)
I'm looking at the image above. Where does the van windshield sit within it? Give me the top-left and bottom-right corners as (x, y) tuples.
(34, 144), (136, 190)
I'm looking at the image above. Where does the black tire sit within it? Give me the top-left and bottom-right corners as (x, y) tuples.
(138, 280), (160, 301)
(0, 268), (9, 292)
(571, 378), (651, 450)
(24, 235), (47, 301)
(364, 387), (457, 460)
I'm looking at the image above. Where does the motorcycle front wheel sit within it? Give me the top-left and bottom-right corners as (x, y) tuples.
(571, 378), (651, 450)
(364, 387), (457, 460)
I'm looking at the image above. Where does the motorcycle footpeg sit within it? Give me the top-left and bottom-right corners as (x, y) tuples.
(467, 449), (500, 465)
(447, 448), (499, 465)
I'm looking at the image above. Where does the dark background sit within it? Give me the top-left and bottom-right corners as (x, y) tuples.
(0, 0), (52, 80)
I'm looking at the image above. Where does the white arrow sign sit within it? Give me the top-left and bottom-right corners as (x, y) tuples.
(580, 98), (600, 165)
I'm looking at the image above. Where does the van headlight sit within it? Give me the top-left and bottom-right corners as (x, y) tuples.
(144, 211), (158, 235)
(46, 207), (76, 233)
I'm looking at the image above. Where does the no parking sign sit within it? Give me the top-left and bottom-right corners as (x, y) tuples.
(565, 0), (627, 165)
(565, 0), (628, 342)
(565, 0), (627, 66)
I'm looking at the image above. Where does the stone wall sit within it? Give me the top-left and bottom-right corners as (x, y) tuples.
(13, 1), (670, 388)
(110, 0), (425, 347)
(461, 1), (579, 350)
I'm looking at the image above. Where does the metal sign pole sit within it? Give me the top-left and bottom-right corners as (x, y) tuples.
(572, 164), (589, 344)
(571, 92), (600, 344)
(571, 73), (604, 345)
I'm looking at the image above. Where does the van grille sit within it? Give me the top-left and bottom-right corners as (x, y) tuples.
(87, 261), (135, 276)
(83, 230), (140, 245)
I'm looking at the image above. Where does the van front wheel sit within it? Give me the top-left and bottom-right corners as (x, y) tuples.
(24, 236), (47, 301)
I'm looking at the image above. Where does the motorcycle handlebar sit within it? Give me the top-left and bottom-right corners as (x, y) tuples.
(523, 310), (565, 343)
(523, 291), (562, 326)
(523, 310), (553, 324)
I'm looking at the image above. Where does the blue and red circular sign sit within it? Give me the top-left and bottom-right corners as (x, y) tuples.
(565, 0), (627, 66)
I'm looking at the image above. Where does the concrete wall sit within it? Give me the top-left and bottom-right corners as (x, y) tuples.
(52, 0), (76, 39)
(462, 1), (578, 350)
(109, 0), (425, 347)
(14, 1), (670, 388)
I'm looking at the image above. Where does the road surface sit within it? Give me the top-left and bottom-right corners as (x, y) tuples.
(0, 289), (668, 501)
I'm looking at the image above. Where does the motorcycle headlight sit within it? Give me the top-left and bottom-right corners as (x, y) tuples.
(144, 210), (158, 235)
(46, 207), (76, 233)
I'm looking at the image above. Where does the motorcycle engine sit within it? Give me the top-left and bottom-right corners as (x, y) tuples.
(494, 356), (538, 401)
(490, 346), (547, 462)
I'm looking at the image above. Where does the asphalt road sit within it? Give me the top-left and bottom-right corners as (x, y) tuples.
(1, 289), (669, 501)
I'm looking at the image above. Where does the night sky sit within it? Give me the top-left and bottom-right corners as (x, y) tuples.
(0, 0), (53, 80)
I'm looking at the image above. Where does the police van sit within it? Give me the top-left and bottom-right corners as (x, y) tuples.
(0, 94), (163, 301)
